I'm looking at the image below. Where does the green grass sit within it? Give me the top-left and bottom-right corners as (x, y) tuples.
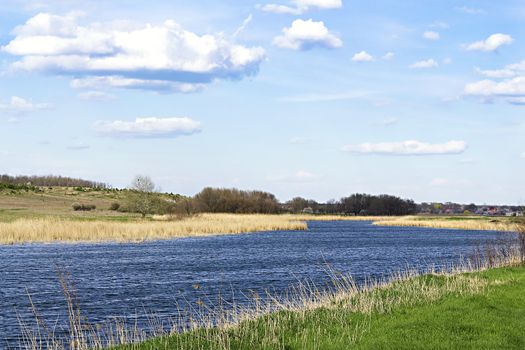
(111, 265), (525, 350)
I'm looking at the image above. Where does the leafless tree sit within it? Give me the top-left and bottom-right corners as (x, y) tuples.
(128, 175), (156, 218)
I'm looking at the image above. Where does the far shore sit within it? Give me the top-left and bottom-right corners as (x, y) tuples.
(0, 213), (522, 245)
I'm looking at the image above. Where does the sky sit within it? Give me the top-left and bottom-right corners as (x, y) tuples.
(0, 0), (524, 205)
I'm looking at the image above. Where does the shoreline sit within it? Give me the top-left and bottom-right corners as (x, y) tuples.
(0, 214), (521, 245)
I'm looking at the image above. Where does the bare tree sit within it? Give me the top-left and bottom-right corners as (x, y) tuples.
(128, 175), (156, 218)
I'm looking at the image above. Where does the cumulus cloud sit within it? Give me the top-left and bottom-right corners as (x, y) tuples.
(409, 59), (438, 69)
(352, 51), (374, 62)
(464, 76), (525, 105)
(422, 31), (440, 40)
(260, 0), (342, 15)
(466, 61), (525, 104)
(342, 140), (467, 156)
(2, 13), (265, 92)
(273, 19), (342, 50)
(0, 96), (52, 114)
(94, 117), (202, 138)
(476, 60), (525, 79)
(465, 33), (513, 52)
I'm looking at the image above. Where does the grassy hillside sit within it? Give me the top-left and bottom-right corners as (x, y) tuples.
(0, 186), (173, 222)
(112, 265), (525, 350)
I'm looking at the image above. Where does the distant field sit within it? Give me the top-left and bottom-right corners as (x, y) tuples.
(0, 187), (522, 244)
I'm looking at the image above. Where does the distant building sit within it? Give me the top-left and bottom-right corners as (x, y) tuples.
(302, 207), (314, 214)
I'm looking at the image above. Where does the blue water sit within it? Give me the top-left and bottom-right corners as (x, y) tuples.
(0, 221), (516, 347)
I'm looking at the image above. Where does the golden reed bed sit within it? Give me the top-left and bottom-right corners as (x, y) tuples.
(372, 216), (520, 232)
(0, 214), (314, 244)
(0, 214), (520, 245)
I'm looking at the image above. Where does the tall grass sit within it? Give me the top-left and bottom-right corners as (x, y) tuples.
(0, 214), (310, 244)
(372, 216), (520, 232)
(16, 229), (525, 350)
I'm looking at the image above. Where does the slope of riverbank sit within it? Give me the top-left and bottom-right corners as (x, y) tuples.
(112, 263), (525, 350)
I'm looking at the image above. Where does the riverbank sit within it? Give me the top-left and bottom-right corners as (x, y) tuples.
(1, 214), (521, 245)
(108, 255), (525, 349)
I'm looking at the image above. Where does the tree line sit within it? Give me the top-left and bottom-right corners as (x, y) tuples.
(124, 176), (416, 217)
(0, 174), (108, 189)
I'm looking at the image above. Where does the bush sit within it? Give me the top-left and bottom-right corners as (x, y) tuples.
(109, 202), (120, 211)
(72, 203), (96, 211)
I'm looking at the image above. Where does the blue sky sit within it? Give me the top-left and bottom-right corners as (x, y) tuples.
(0, 0), (524, 204)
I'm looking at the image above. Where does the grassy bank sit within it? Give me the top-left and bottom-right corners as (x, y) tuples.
(16, 237), (524, 349)
(105, 258), (525, 350)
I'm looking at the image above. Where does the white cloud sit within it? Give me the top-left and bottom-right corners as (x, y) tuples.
(476, 60), (525, 78)
(467, 61), (525, 104)
(465, 33), (513, 52)
(352, 51), (374, 62)
(455, 6), (485, 15)
(465, 77), (525, 97)
(0, 96), (52, 114)
(409, 59), (438, 69)
(94, 117), (202, 138)
(232, 14), (253, 38)
(382, 52), (395, 60)
(273, 19), (342, 50)
(423, 31), (440, 40)
(260, 0), (342, 15)
(2, 13), (265, 92)
(78, 91), (115, 101)
(342, 140), (467, 156)
(70, 76), (205, 93)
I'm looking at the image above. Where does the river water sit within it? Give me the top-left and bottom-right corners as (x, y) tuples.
(0, 220), (516, 347)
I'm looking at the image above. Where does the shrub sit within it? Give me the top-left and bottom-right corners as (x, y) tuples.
(72, 204), (96, 211)
(109, 202), (120, 211)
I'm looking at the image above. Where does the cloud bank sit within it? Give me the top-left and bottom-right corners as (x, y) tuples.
(465, 61), (525, 104)
(2, 13), (266, 92)
(95, 117), (202, 138)
(342, 140), (467, 155)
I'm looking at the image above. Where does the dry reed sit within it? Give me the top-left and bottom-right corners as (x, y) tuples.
(372, 216), (520, 232)
(0, 214), (310, 245)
